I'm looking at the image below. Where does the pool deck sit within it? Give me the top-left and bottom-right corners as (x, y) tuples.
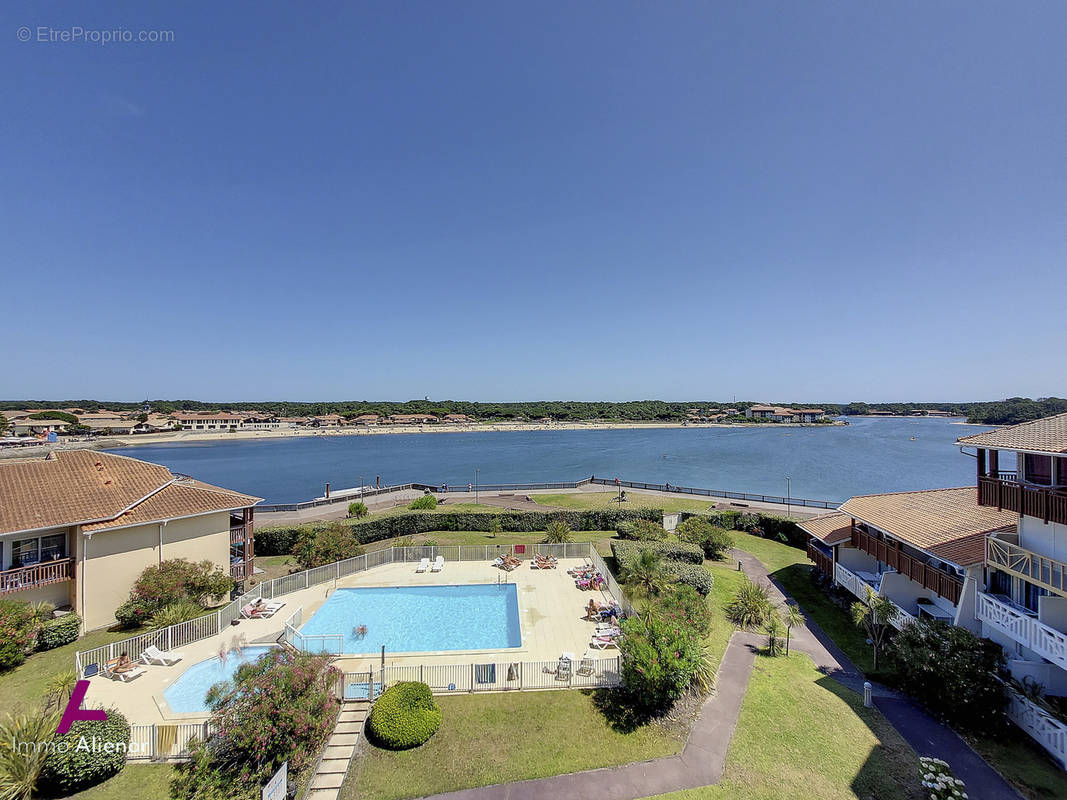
(84, 557), (616, 724)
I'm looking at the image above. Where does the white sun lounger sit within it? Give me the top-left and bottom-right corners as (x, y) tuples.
(103, 658), (146, 682)
(140, 645), (184, 666)
(416, 557), (430, 573)
(431, 555), (444, 572)
(241, 601), (285, 619)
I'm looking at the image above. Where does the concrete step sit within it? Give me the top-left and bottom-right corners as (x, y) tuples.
(323, 744), (356, 760)
(318, 757), (350, 774)
(311, 772), (346, 790)
(306, 789), (339, 800)
(334, 722), (363, 734)
(328, 733), (360, 747)
(339, 709), (367, 722)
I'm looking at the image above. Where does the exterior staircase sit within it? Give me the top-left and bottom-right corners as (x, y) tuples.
(306, 701), (369, 800)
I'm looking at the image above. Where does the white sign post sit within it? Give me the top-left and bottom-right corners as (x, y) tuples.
(262, 761), (288, 800)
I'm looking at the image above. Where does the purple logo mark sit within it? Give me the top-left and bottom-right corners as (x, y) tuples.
(57, 681), (107, 734)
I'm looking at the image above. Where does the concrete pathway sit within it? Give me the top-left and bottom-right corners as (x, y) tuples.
(308, 702), (370, 800)
(406, 549), (1021, 800)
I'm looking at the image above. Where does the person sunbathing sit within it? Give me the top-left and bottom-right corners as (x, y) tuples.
(113, 653), (136, 673)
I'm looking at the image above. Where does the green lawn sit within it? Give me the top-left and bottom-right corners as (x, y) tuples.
(0, 628), (134, 717)
(343, 690), (685, 800)
(67, 764), (175, 799)
(361, 529), (620, 555)
(643, 654), (921, 800)
(531, 491), (718, 514)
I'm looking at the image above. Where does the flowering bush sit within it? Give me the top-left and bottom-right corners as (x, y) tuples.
(0, 599), (38, 669)
(292, 522), (366, 569)
(115, 559), (233, 629)
(919, 756), (968, 799)
(172, 649), (341, 799)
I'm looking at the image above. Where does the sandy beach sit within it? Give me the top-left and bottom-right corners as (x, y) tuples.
(0, 419), (844, 459)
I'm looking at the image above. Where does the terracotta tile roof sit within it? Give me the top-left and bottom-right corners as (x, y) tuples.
(83, 479), (260, 532)
(0, 450), (259, 535)
(839, 487), (1016, 566)
(957, 413), (1067, 455)
(798, 512), (852, 545)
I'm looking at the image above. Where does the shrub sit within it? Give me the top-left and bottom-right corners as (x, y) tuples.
(615, 521), (636, 539)
(619, 613), (714, 714)
(36, 614), (81, 651)
(114, 598), (154, 630)
(889, 619), (1007, 732)
(543, 519), (572, 544)
(683, 510), (806, 548)
(367, 682), (442, 750)
(630, 519), (667, 541)
(676, 518), (735, 560)
(611, 540), (704, 566)
(253, 526), (302, 556)
(663, 562), (714, 596)
(764, 613), (785, 656)
(0, 709), (60, 799)
(725, 578), (774, 628)
(408, 494), (438, 510)
(488, 517), (502, 538)
(347, 501), (369, 518)
(652, 585), (713, 636)
(0, 600), (37, 669)
(918, 757), (967, 800)
(292, 522), (366, 569)
(173, 649), (340, 798)
(39, 708), (130, 795)
(150, 601), (207, 630)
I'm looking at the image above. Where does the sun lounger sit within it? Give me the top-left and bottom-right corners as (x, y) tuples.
(431, 555), (444, 572)
(589, 635), (619, 650)
(140, 645), (184, 666)
(241, 601), (285, 619)
(595, 624), (623, 637)
(103, 658), (146, 682)
(416, 557), (430, 573)
(577, 653), (597, 676)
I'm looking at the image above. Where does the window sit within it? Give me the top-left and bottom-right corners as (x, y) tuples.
(12, 538), (39, 567)
(988, 569), (1011, 597)
(1022, 581), (1048, 614)
(1025, 454), (1053, 485)
(1057, 457), (1067, 487)
(40, 534), (66, 561)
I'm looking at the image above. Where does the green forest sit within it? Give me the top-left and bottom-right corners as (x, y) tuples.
(1, 397), (1063, 426)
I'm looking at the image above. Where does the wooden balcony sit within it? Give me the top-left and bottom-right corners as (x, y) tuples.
(230, 560), (254, 581)
(230, 526), (247, 545)
(978, 476), (1067, 526)
(0, 558), (75, 595)
(987, 537), (1067, 597)
(850, 526), (963, 605)
(806, 540), (833, 576)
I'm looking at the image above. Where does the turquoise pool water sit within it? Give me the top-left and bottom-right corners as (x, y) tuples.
(163, 646), (273, 713)
(299, 584), (521, 654)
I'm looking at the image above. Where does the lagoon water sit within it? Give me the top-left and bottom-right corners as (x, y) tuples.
(109, 417), (992, 505)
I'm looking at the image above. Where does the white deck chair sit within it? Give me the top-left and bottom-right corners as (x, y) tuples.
(140, 645), (184, 666)
(416, 557), (430, 573)
(431, 555), (444, 572)
(103, 658), (146, 682)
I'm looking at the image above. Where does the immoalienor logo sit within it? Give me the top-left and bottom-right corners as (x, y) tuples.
(57, 680), (107, 733)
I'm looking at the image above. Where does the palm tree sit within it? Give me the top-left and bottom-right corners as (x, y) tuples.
(765, 613), (785, 657)
(784, 604), (805, 655)
(619, 549), (668, 601)
(850, 587), (898, 671)
(44, 669), (78, 711)
(0, 709), (61, 800)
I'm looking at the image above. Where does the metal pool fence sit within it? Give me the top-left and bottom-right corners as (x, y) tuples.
(126, 722), (215, 761)
(75, 541), (619, 677)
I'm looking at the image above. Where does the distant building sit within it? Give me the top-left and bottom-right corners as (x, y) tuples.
(387, 414), (438, 424)
(745, 405), (825, 422)
(443, 414), (473, 423)
(350, 414), (382, 426)
(172, 412), (292, 431)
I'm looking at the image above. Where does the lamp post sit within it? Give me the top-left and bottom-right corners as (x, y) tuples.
(786, 476), (791, 518)
(360, 475), (364, 503)
(475, 468), (480, 504)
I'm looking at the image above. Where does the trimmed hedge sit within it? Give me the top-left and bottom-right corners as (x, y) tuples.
(367, 681), (441, 750)
(610, 540), (704, 565)
(664, 562), (714, 596)
(259, 508), (662, 553)
(36, 613), (81, 651)
(39, 707), (130, 794)
(682, 509), (807, 549)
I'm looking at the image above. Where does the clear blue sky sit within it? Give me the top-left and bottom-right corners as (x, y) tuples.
(3, 1), (1065, 403)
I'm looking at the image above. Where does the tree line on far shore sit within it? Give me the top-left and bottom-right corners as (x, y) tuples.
(1, 396), (1062, 428)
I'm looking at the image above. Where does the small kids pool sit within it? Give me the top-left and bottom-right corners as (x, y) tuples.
(299, 584), (521, 654)
(163, 646), (273, 713)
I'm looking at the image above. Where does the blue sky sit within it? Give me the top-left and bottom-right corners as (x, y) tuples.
(3, 1), (1065, 403)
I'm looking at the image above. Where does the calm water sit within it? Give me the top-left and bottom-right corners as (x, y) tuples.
(109, 417), (991, 504)
(299, 584), (521, 654)
(162, 646), (272, 713)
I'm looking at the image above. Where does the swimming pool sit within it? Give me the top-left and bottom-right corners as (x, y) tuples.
(163, 646), (273, 713)
(299, 584), (521, 654)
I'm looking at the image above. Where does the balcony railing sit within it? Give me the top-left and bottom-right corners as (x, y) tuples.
(230, 560), (254, 581)
(987, 537), (1067, 597)
(1007, 691), (1067, 769)
(0, 558), (75, 595)
(833, 563), (915, 631)
(976, 592), (1067, 672)
(978, 476), (1067, 526)
(230, 526), (247, 545)
(806, 541), (833, 576)
(849, 527), (963, 605)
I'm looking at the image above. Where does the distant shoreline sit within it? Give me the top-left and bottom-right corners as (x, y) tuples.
(0, 419), (847, 459)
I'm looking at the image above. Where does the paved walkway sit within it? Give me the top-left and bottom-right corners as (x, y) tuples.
(410, 550), (1021, 800)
